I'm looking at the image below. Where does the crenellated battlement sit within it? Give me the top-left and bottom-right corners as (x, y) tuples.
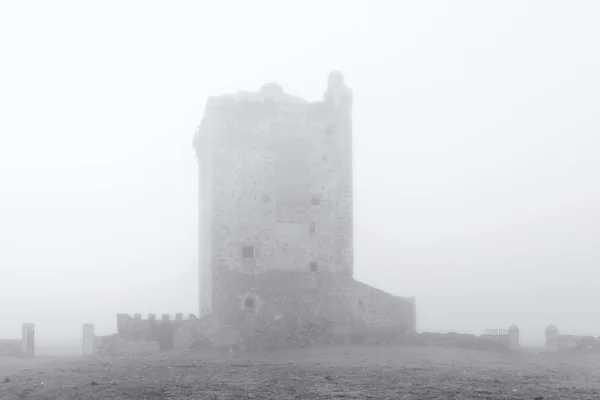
(116, 313), (198, 335)
(114, 313), (205, 351)
(117, 313), (198, 323)
(194, 71), (352, 156)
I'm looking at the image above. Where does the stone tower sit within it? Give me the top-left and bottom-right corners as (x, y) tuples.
(194, 72), (414, 347)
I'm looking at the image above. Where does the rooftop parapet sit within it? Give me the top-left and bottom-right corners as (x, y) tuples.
(193, 71), (352, 158)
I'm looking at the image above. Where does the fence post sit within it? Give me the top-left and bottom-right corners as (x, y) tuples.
(21, 323), (35, 357)
(83, 324), (95, 356)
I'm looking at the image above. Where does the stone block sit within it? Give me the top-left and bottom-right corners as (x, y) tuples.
(82, 323), (95, 356)
(21, 323), (34, 357)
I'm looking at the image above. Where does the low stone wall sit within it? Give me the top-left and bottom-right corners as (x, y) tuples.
(545, 325), (600, 352)
(0, 323), (35, 357)
(93, 335), (161, 357)
(301, 331), (512, 351)
(349, 280), (415, 334)
(105, 275), (417, 353)
(400, 332), (512, 352)
(82, 315), (209, 356)
(83, 318), (519, 356)
(481, 326), (520, 350)
(0, 339), (22, 357)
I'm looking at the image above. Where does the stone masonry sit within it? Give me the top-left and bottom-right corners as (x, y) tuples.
(192, 72), (416, 348)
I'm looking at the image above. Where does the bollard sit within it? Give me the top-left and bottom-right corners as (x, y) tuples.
(21, 323), (35, 357)
(82, 324), (95, 356)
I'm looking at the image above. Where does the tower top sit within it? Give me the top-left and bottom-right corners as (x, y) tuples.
(327, 71), (345, 90)
(545, 324), (559, 334)
(194, 72), (352, 154)
(259, 82), (285, 101)
(324, 70), (352, 106)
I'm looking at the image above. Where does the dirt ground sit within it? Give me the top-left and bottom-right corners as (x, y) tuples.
(1, 346), (599, 399)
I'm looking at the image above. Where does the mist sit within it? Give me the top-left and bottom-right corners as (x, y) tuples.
(1, 0), (599, 348)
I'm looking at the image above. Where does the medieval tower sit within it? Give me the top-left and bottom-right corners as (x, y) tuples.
(194, 72), (415, 346)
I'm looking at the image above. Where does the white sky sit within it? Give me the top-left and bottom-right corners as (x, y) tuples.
(1, 0), (599, 346)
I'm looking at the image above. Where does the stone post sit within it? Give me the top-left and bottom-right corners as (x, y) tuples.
(21, 323), (35, 357)
(508, 325), (520, 350)
(408, 297), (417, 333)
(82, 324), (95, 356)
(545, 325), (559, 352)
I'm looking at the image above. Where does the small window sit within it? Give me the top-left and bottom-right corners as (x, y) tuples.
(244, 296), (256, 309)
(309, 222), (317, 235)
(358, 300), (364, 310)
(242, 246), (254, 258)
(321, 154), (328, 162)
(311, 196), (321, 206)
(262, 195), (270, 203)
(325, 124), (334, 135)
(309, 261), (318, 272)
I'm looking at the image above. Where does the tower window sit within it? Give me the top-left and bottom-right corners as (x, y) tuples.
(309, 261), (318, 272)
(309, 222), (317, 235)
(311, 196), (321, 206)
(242, 246), (254, 258)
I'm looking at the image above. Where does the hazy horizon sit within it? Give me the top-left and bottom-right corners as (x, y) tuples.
(2, 0), (600, 347)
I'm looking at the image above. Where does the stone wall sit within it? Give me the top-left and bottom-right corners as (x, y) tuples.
(113, 278), (416, 351)
(349, 280), (415, 334)
(481, 326), (520, 350)
(116, 313), (203, 350)
(0, 323), (35, 357)
(544, 325), (600, 352)
(207, 269), (352, 349)
(0, 339), (22, 357)
(203, 273), (416, 349)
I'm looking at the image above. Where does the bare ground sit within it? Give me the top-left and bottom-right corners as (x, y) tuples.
(1, 346), (599, 399)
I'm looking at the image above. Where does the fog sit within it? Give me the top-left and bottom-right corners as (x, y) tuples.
(1, 0), (599, 348)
